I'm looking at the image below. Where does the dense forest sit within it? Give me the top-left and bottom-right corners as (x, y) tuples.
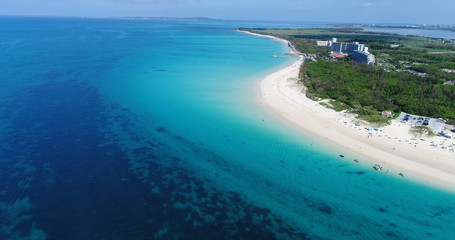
(301, 59), (455, 123)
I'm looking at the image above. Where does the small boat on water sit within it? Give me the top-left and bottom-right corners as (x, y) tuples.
(373, 164), (383, 171)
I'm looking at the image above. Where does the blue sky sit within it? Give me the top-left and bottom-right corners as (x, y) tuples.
(0, 0), (453, 24)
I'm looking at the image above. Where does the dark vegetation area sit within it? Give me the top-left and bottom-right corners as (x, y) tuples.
(240, 28), (455, 124)
(301, 59), (455, 123)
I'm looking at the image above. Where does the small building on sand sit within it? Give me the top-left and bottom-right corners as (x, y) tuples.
(382, 110), (393, 118)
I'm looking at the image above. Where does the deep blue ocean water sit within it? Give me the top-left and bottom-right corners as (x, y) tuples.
(1, 16), (455, 240)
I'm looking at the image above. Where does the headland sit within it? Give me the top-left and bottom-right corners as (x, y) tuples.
(240, 30), (455, 192)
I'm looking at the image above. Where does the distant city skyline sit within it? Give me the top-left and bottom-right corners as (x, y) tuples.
(0, 0), (453, 25)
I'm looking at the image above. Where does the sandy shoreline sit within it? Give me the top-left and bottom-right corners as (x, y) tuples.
(241, 30), (455, 192)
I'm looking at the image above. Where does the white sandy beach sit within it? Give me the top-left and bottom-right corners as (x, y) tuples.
(241, 30), (455, 191)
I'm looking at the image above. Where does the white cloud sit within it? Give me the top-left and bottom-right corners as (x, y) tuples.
(362, 2), (373, 7)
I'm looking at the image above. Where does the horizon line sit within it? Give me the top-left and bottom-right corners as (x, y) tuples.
(0, 14), (453, 26)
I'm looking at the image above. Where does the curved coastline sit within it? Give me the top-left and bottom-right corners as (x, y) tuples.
(241, 30), (455, 192)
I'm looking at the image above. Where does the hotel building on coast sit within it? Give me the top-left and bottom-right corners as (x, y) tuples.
(330, 38), (375, 65)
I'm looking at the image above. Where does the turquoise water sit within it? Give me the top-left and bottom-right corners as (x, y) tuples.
(1, 16), (455, 239)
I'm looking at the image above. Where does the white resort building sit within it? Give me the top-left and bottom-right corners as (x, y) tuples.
(330, 38), (375, 65)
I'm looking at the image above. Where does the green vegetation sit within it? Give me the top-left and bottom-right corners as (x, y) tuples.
(301, 59), (455, 122)
(241, 28), (455, 124)
(319, 100), (349, 112)
(410, 126), (436, 138)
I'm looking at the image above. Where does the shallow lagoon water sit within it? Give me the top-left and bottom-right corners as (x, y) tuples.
(1, 17), (455, 239)
(364, 27), (455, 40)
